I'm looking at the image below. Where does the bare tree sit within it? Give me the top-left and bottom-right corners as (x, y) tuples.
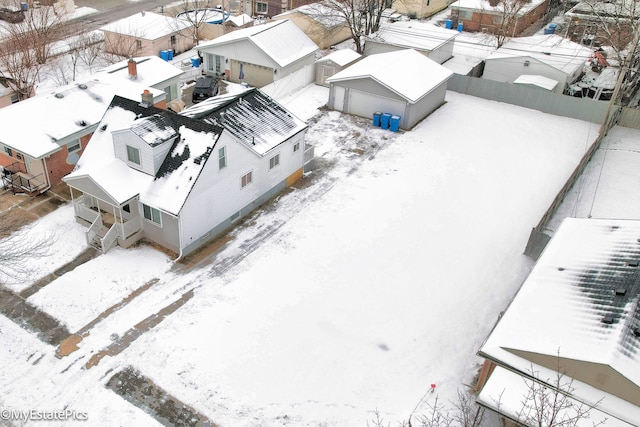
(312, 0), (390, 54)
(101, 26), (148, 63)
(163, 0), (219, 43)
(514, 362), (607, 427)
(0, 214), (53, 284)
(484, 0), (530, 48)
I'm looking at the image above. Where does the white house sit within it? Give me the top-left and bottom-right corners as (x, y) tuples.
(364, 20), (459, 65)
(197, 19), (319, 93)
(63, 89), (308, 257)
(476, 218), (640, 426)
(482, 35), (593, 94)
(326, 49), (453, 130)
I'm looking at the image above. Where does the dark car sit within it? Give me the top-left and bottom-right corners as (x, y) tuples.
(192, 76), (219, 104)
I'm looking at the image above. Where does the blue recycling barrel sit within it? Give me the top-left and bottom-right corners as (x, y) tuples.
(445, 19), (453, 29)
(167, 49), (174, 60)
(457, 22), (464, 32)
(160, 50), (170, 61)
(191, 57), (201, 67)
(390, 115), (401, 132)
(373, 111), (382, 127)
(380, 113), (392, 129)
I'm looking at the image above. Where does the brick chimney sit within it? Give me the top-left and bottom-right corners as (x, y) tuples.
(128, 58), (137, 79)
(141, 89), (153, 107)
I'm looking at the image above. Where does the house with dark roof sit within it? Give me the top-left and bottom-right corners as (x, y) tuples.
(0, 56), (182, 196)
(475, 218), (640, 426)
(63, 88), (309, 257)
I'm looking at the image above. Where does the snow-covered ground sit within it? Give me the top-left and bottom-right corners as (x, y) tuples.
(0, 86), (599, 425)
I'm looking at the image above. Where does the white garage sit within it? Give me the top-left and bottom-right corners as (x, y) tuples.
(326, 49), (453, 130)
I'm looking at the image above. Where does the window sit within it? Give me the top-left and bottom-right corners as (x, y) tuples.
(256, 1), (267, 13)
(170, 35), (176, 44)
(136, 40), (142, 49)
(215, 55), (222, 74)
(458, 10), (473, 20)
(4, 146), (13, 157)
(218, 146), (227, 169)
(293, 142), (300, 152)
(269, 153), (280, 170)
(143, 204), (162, 225)
(10, 94), (19, 104)
(123, 204), (130, 213)
(67, 140), (81, 153)
(241, 171), (252, 188)
(127, 145), (140, 165)
(206, 53), (214, 72)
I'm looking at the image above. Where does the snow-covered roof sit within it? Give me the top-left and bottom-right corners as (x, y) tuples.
(368, 21), (458, 51)
(326, 49), (453, 103)
(181, 88), (307, 156)
(567, 0), (639, 19)
(486, 35), (592, 74)
(100, 11), (191, 40)
(274, 3), (347, 27)
(479, 218), (640, 424)
(317, 49), (361, 66)
(226, 13), (253, 27)
(197, 19), (319, 68)
(513, 74), (558, 90)
(0, 57), (181, 159)
(66, 96), (224, 215)
(450, 0), (547, 14)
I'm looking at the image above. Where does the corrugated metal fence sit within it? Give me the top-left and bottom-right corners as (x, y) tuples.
(448, 74), (609, 124)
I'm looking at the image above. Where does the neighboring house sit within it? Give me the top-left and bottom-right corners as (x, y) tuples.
(273, 3), (352, 49)
(326, 49), (453, 130)
(392, 0), (451, 19)
(101, 12), (195, 57)
(449, 0), (549, 36)
(0, 77), (31, 108)
(198, 19), (319, 91)
(442, 31), (496, 76)
(482, 35), (592, 94)
(364, 20), (458, 64)
(476, 218), (640, 426)
(0, 57), (182, 195)
(565, 0), (636, 51)
(247, 0), (317, 18)
(316, 49), (361, 86)
(64, 88), (309, 256)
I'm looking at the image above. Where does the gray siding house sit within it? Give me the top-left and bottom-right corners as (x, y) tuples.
(64, 89), (308, 257)
(326, 49), (453, 130)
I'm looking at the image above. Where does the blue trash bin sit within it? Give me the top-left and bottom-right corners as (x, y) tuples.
(445, 19), (453, 29)
(380, 113), (392, 130)
(457, 22), (464, 32)
(167, 49), (174, 60)
(191, 57), (201, 67)
(160, 50), (169, 61)
(21, 2), (27, 10)
(373, 111), (382, 127)
(390, 115), (401, 132)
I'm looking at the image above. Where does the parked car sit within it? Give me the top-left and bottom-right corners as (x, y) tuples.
(192, 76), (219, 104)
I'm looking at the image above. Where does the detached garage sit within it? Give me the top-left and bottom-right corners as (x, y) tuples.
(326, 49), (453, 130)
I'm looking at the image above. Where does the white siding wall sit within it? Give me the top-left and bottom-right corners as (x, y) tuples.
(179, 131), (305, 250)
(112, 129), (155, 176)
(202, 40), (277, 73)
(482, 57), (569, 94)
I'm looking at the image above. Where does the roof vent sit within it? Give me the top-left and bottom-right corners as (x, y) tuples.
(628, 260), (639, 267)
(602, 314), (614, 324)
(78, 83), (88, 90)
(615, 288), (627, 296)
(633, 327), (640, 337)
(55, 93), (64, 99)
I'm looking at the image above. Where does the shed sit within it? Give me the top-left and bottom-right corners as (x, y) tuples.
(482, 35), (592, 94)
(326, 49), (453, 130)
(513, 74), (558, 91)
(316, 49), (361, 87)
(364, 21), (458, 64)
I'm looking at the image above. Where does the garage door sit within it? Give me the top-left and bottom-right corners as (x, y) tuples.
(347, 89), (405, 120)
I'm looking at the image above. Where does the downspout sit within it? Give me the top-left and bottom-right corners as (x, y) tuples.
(173, 214), (184, 262)
(41, 157), (52, 193)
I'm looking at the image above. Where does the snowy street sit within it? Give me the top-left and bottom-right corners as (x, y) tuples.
(0, 88), (599, 426)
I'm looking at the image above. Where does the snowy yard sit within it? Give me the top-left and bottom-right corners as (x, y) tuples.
(0, 89), (599, 426)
